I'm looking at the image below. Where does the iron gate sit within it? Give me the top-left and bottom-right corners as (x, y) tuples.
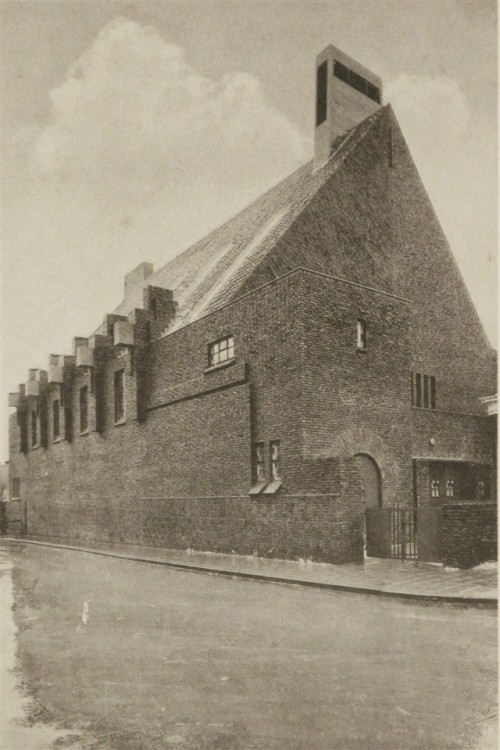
(365, 506), (418, 560)
(390, 507), (417, 560)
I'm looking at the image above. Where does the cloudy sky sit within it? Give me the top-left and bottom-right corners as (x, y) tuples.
(1, 0), (497, 460)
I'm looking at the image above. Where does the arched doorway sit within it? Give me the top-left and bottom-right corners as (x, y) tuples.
(354, 453), (382, 557)
(354, 453), (382, 508)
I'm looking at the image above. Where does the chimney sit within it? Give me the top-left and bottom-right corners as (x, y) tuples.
(124, 262), (154, 298)
(314, 45), (383, 170)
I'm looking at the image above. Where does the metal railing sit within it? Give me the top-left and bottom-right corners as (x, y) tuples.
(391, 507), (417, 560)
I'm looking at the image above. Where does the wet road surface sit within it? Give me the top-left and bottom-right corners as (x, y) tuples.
(0, 541), (497, 749)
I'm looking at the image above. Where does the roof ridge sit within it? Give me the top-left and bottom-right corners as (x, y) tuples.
(113, 106), (389, 328)
(155, 107), (386, 284)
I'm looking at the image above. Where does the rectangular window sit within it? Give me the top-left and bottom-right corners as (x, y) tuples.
(254, 443), (265, 483)
(79, 386), (88, 433)
(270, 441), (281, 481)
(20, 413), (28, 454)
(430, 376), (436, 409)
(415, 373), (422, 407)
(414, 372), (436, 409)
(316, 61), (328, 126)
(366, 81), (381, 104)
(349, 69), (366, 95)
(423, 374), (429, 409)
(357, 319), (367, 350)
(333, 60), (349, 84)
(208, 335), (234, 367)
(446, 480), (455, 498)
(12, 478), (20, 498)
(333, 60), (381, 105)
(431, 480), (440, 498)
(31, 410), (37, 447)
(53, 399), (60, 441)
(114, 370), (125, 423)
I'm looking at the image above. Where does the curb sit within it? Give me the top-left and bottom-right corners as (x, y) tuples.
(1, 537), (497, 608)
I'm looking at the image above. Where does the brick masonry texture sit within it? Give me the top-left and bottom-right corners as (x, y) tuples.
(442, 503), (497, 569)
(9, 272), (366, 563)
(8, 102), (496, 564)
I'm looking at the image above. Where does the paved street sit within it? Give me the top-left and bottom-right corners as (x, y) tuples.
(1, 541), (497, 750)
(10, 537), (497, 602)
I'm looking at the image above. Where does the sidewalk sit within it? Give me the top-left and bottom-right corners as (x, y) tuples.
(2, 536), (497, 605)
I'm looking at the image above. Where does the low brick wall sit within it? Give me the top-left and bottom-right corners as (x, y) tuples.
(27, 492), (364, 565)
(2, 500), (26, 536)
(442, 503), (497, 569)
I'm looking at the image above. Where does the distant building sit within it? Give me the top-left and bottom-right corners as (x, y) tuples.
(0, 463), (9, 503)
(7, 45), (496, 563)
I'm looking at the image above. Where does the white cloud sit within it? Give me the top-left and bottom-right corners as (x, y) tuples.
(33, 17), (307, 204)
(2, 18), (309, 459)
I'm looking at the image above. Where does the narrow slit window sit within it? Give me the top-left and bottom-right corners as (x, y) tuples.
(333, 60), (381, 104)
(357, 319), (367, 350)
(31, 410), (37, 447)
(333, 60), (349, 84)
(316, 61), (328, 126)
(270, 441), (281, 481)
(20, 413), (28, 454)
(430, 376), (436, 409)
(349, 69), (366, 95)
(79, 386), (88, 433)
(254, 443), (265, 483)
(423, 375), (429, 408)
(114, 370), (125, 423)
(415, 374), (422, 407)
(53, 399), (60, 440)
(12, 478), (20, 498)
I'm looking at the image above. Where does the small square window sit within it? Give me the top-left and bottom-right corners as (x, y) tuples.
(208, 336), (235, 367)
(357, 319), (367, 350)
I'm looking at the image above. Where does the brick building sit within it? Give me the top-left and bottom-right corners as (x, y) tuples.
(7, 45), (496, 563)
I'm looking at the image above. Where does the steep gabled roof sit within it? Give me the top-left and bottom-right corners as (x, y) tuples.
(114, 108), (386, 330)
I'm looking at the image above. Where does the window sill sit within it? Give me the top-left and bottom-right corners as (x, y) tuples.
(52, 437), (61, 444)
(249, 481), (266, 496)
(262, 480), (282, 495)
(114, 418), (127, 427)
(204, 358), (236, 374)
(79, 429), (89, 437)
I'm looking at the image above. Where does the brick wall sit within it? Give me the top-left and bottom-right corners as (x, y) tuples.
(235, 106), (496, 418)
(442, 503), (497, 569)
(296, 271), (413, 505)
(8, 272), (366, 562)
(23, 457), (364, 564)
